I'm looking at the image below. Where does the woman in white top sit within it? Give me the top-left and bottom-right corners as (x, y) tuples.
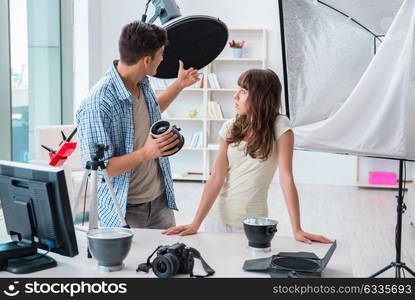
(162, 69), (331, 244)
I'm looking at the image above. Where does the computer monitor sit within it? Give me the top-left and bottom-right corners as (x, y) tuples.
(0, 160), (78, 274)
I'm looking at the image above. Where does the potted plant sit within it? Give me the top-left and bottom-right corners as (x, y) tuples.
(229, 40), (245, 58)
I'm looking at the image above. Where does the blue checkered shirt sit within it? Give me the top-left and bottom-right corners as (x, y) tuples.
(76, 62), (177, 227)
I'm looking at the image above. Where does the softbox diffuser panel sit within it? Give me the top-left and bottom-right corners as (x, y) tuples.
(317, 0), (404, 36)
(155, 15), (228, 78)
(291, 0), (415, 161)
(281, 0), (378, 126)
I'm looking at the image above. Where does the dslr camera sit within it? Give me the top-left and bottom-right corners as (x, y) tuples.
(152, 243), (194, 278)
(137, 242), (214, 278)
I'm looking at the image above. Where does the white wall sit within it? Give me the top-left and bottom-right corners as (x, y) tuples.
(73, 0), (103, 113)
(74, 0), (411, 185)
(73, 0), (89, 113)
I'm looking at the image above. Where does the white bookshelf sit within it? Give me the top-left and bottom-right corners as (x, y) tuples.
(152, 28), (267, 181)
(355, 157), (413, 189)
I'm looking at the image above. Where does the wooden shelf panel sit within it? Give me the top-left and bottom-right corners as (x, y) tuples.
(172, 173), (205, 181)
(207, 118), (231, 121)
(182, 147), (204, 151)
(164, 118), (231, 121)
(154, 88), (203, 92)
(356, 181), (409, 190)
(207, 88), (238, 92)
(165, 117), (204, 121)
(207, 144), (219, 151)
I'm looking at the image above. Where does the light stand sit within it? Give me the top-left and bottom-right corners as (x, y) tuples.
(141, 0), (181, 25)
(370, 159), (415, 278)
(72, 144), (129, 258)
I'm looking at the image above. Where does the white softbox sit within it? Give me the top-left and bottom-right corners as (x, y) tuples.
(280, 0), (415, 161)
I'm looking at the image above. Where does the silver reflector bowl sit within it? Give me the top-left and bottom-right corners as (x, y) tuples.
(87, 228), (134, 272)
(243, 218), (278, 253)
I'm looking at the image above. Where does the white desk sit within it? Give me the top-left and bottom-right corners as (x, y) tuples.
(0, 229), (353, 278)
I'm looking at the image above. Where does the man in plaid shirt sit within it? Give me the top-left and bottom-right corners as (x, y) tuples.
(76, 21), (198, 228)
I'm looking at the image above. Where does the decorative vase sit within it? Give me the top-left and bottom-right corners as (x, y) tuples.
(232, 48), (243, 58)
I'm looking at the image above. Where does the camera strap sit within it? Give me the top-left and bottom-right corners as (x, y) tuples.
(188, 247), (215, 278)
(136, 245), (162, 273)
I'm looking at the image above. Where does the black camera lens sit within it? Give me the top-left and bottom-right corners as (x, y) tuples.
(156, 260), (168, 273)
(155, 124), (170, 135)
(150, 120), (172, 136)
(150, 120), (185, 157)
(152, 253), (180, 278)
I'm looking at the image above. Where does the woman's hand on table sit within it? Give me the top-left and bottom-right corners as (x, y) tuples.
(294, 230), (333, 244)
(161, 223), (200, 236)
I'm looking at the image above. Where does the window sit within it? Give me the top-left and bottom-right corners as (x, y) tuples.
(9, 0), (63, 162)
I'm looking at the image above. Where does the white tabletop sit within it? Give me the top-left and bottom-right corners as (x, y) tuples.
(0, 228), (353, 278)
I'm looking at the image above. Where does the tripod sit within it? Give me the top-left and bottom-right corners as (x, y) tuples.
(72, 144), (129, 257)
(370, 159), (415, 278)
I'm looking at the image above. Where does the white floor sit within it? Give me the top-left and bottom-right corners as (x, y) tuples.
(1, 182), (414, 277)
(172, 181), (415, 278)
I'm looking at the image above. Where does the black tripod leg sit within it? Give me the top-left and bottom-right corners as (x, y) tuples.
(403, 266), (415, 277)
(369, 161), (415, 278)
(370, 263), (394, 278)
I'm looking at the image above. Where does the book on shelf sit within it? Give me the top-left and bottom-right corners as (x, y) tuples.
(199, 74), (204, 88)
(208, 101), (224, 119)
(188, 131), (204, 148)
(207, 73), (221, 89)
(173, 172), (203, 179)
(189, 72), (204, 89)
(213, 73), (220, 89)
(216, 102), (224, 119)
(187, 172), (203, 175)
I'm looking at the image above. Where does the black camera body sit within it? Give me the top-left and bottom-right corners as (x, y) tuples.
(91, 144), (108, 162)
(152, 243), (194, 278)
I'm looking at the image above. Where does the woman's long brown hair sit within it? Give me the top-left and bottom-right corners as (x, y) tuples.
(227, 69), (282, 160)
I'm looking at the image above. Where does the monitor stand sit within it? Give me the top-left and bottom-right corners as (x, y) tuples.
(6, 254), (57, 274)
(0, 241), (57, 274)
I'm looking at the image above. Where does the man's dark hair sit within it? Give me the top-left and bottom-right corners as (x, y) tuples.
(119, 21), (168, 65)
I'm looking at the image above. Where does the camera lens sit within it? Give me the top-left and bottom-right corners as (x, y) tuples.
(150, 120), (185, 157)
(152, 253), (180, 278)
(156, 260), (168, 273)
(150, 120), (171, 136)
(155, 125), (169, 135)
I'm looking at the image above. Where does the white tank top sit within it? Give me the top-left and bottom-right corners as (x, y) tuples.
(209, 115), (292, 228)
